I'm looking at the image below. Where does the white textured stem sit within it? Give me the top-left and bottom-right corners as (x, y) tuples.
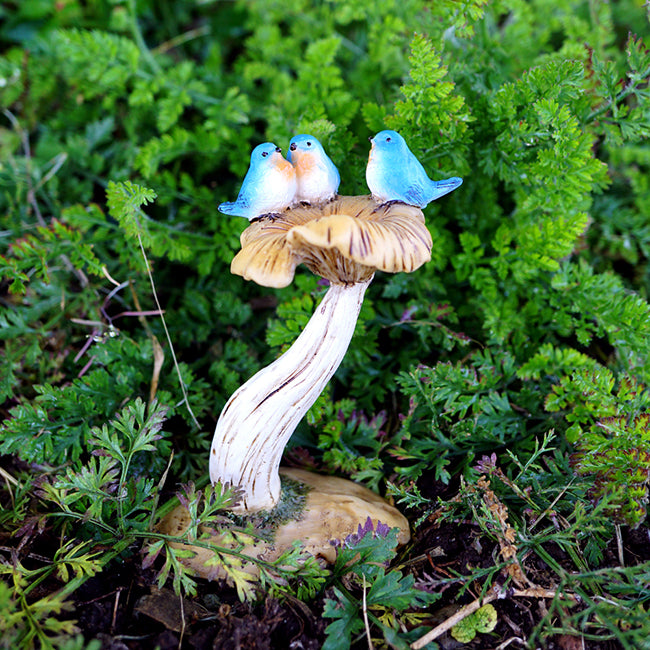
(210, 278), (372, 513)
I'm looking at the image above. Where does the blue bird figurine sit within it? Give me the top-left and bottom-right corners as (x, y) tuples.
(218, 143), (297, 220)
(366, 130), (462, 208)
(287, 134), (340, 205)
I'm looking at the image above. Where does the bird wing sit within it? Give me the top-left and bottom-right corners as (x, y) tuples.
(402, 184), (427, 208)
(400, 153), (429, 207)
(220, 163), (265, 217)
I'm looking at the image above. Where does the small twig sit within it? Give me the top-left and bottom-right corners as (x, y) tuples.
(495, 638), (527, 649)
(615, 524), (624, 567)
(103, 280), (131, 306)
(134, 228), (200, 429)
(75, 589), (119, 607)
(112, 310), (164, 319)
(150, 336), (165, 405)
(128, 281), (155, 338)
(128, 282), (166, 406)
(0, 466), (19, 487)
(102, 265), (122, 287)
(0, 467), (19, 508)
(111, 589), (121, 633)
(77, 355), (96, 379)
(410, 586), (573, 649)
(178, 593), (186, 650)
(70, 318), (104, 327)
(362, 575), (374, 650)
(73, 333), (97, 363)
(412, 589), (498, 649)
(152, 25), (210, 55)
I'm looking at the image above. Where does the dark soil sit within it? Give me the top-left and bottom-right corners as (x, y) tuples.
(53, 493), (649, 650)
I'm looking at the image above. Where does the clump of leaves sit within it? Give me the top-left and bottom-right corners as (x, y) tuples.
(451, 603), (497, 643)
(323, 519), (438, 650)
(546, 369), (650, 527)
(35, 398), (171, 537)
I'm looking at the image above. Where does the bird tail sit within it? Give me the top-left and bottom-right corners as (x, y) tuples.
(429, 176), (463, 202)
(218, 201), (237, 215)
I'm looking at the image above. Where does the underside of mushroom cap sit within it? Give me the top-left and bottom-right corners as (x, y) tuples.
(230, 195), (432, 287)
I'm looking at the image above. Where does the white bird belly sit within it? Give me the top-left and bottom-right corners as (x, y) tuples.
(258, 168), (297, 213)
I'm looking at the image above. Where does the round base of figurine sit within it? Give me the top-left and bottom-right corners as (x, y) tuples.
(158, 468), (410, 580)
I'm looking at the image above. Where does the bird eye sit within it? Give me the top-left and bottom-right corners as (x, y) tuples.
(306, 141), (312, 146)
(261, 151), (268, 157)
(386, 137), (391, 142)
(275, 146), (282, 153)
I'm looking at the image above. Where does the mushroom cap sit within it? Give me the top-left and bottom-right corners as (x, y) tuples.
(231, 195), (432, 287)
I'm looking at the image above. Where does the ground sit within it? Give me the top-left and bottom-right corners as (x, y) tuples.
(46, 483), (647, 650)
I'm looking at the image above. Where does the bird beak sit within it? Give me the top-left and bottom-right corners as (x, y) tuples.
(289, 143), (297, 151)
(368, 136), (373, 142)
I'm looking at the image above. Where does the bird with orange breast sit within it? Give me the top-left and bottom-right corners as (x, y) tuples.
(218, 143), (297, 220)
(287, 134), (340, 206)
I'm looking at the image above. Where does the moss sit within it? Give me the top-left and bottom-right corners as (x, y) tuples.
(229, 476), (311, 540)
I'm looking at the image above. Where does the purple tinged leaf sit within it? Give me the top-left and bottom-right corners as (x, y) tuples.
(400, 306), (418, 322)
(474, 453), (497, 473)
(375, 520), (391, 538)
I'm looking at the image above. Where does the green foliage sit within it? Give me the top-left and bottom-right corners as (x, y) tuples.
(451, 603), (497, 643)
(323, 522), (439, 650)
(529, 563), (650, 647)
(3, 0), (650, 646)
(313, 399), (388, 489)
(35, 398), (171, 536)
(0, 337), (171, 465)
(393, 350), (544, 483)
(0, 218), (104, 294)
(145, 480), (330, 602)
(545, 368), (650, 526)
(0, 567), (81, 650)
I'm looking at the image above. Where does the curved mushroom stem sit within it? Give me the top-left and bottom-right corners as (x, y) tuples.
(210, 277), (373, 513)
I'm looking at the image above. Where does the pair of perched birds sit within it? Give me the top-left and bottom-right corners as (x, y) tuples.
(218, 131), (462, 221)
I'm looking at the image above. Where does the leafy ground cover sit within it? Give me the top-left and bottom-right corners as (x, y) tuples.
(2, 0), (650, 648)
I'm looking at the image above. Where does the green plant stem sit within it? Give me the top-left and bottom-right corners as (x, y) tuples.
(127, 0), (161, 75)
(586, 64), (650, 123)
(56, 537), (135, 601)
(152, 475), (210, 523)
(18, 535), (133, 603)
(139, 530), (290, 572)
(46, 511), (118, 537)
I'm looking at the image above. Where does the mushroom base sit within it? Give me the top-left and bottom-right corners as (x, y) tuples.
(158, 469), (410, 581)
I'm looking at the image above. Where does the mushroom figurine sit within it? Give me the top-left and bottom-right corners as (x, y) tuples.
(214, 196), (432, 512)
(161, 195), (437, 576)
